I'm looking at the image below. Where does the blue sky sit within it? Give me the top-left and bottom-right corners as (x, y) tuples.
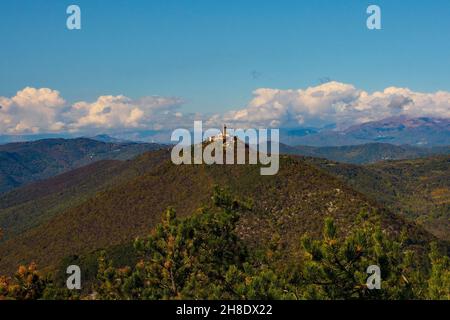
(0, 0), (450, 136)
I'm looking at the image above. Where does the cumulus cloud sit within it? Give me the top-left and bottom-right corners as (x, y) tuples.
(68, 95), (185, 131)
(0, 88), (185, 134)
(0, 87), (66, 134)
(209, 81), (450, 129)
(1, 83), (449, 135)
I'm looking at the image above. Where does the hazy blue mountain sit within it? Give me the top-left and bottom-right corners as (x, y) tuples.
(0, 138), (166, 194)
(0, 133), (74, 144)
(278, 142), (450, 164)
(88, 134), (132, 144)
(282, 117), (450, 147)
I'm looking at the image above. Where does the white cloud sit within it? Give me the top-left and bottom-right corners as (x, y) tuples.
(0, 88), (185, 134)
(68, 95), (184, 131)
(210, 81), (450, 129)
(0, 83), (449, 135)
(0, 87), (66, 134)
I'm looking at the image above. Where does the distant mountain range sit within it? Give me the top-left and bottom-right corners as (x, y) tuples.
(0, 136), (448, 196)
(88, 134), (133, 144)
(1, 117), (448, 147)
(281, 117), (450, 147)
(0, 138), (167, 194)
(279, 142), (450, 164)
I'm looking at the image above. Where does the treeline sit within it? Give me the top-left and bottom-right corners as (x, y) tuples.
(0, 187), (449, 300)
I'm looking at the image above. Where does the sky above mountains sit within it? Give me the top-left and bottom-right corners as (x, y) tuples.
(1, 82), (450, 136)
(1, 0), (450, 135)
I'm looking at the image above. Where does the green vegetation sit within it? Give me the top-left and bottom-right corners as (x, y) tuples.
(281, 142), (449, 164)
(0, 143), (448, 300)
(2, 153), (433, 276)
(0, 188), (448, 300)
(0, 138), (164, 194)
(0, 150), (169, 240)
(309, 155), (450, 241)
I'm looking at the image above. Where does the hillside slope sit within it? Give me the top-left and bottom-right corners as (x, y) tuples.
(0, 138), (165, 193)
(0, 153), (433, 275)
(279, 142), (450, 164)
(307, 155), (450, 241)
(0, 150), (170, 240)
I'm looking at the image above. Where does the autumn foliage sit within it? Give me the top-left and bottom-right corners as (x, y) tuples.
(0, 188), (448, 300)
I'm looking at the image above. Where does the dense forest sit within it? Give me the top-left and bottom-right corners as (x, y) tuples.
(1, 187), (448, 300)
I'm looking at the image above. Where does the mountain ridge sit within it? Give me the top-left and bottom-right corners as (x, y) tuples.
(0, 150), (436, 275)
(279, 142), (450, 164)
(282, 116), (450, 147)
(0, 138), (166, 194)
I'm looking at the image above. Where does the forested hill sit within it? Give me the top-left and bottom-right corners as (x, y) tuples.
(0, 138), (166, 193)
(307, 155), (450, 241)
(0, 150), (435, 275)
(279, 142), (450, 164)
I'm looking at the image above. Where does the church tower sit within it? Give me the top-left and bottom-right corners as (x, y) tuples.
(223, 124), (227, 143)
